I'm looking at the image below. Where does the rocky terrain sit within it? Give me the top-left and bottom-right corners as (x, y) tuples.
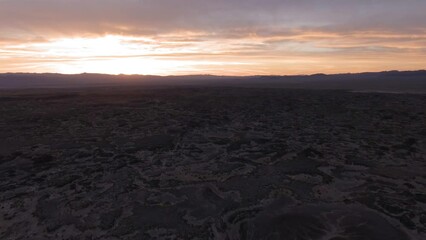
(0, 87), (425, 239)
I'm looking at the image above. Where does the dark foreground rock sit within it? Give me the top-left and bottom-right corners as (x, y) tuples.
(0, 87), (425, 239)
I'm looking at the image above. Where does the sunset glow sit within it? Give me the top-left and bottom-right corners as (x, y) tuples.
(1, 0), (425, 75)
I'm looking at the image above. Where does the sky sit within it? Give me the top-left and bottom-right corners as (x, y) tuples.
(1, 0), (425, 75)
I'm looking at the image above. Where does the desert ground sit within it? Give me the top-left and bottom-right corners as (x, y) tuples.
(0, 87), (425, 239)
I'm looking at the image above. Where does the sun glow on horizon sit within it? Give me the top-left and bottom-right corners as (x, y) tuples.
(1, 35), (260, 75)
(1, 32), (426, 76)
(27, 35), (196, 75)
(1, 0), (426, 75)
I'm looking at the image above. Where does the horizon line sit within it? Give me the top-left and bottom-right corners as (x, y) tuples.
(1, 69), (426, 78)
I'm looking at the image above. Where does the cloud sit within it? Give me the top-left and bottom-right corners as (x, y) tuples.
(0, 0), (425, 74)
(1, 0), (425, 37)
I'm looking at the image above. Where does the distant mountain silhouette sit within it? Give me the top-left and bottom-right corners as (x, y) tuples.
(1, 70), (425, 93)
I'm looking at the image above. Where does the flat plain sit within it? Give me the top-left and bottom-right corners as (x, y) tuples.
(0, 87), (425, 239)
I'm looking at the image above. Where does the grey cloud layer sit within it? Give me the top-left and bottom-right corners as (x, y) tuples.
(1, 0), (425, 75)
(1, 0), (425, 37)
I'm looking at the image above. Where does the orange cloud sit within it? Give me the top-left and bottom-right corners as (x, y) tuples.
(1, 0), (425, 75)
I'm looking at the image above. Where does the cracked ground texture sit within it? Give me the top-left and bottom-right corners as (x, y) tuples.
(0, 87), (425, 239)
